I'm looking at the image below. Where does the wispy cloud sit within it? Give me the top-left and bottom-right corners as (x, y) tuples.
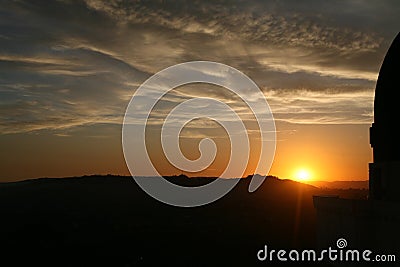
(267, 89), (374, 124)
(0, 0), (398, 134)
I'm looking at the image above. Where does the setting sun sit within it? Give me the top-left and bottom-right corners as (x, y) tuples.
(294, 169), (312, 181)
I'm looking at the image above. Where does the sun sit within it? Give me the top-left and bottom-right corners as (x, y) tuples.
(294, 169), (312, 181)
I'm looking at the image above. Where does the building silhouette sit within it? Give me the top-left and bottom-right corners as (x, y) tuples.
(369, 32), (400, 201)
(313, 32), (400, 266)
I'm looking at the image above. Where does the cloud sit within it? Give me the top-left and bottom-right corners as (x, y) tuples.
(266, 89), (374, 124)
(84, 0), (385, 50)
(0, 36), (149, 134)
(0, 0), (398, 134)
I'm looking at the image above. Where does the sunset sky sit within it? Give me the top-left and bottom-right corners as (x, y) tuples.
(1, 1), (399, 182)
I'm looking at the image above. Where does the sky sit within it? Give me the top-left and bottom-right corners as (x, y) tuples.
(1, 0), (399, 182)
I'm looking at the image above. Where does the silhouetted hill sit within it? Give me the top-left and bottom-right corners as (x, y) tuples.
(0, 175), (365, 266)
(303, 180), (368, 189)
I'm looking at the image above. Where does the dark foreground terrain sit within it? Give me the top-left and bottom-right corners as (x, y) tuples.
(0, 175), (367, 266)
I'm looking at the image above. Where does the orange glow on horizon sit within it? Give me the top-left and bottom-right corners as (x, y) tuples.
(268, 123), (372, 182)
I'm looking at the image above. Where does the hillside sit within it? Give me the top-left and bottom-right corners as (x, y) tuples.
(304, 180), (369, 189)
(0, 175), (367, 266)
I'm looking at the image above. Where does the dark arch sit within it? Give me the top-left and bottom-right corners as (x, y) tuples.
(370, 32), (400, 163)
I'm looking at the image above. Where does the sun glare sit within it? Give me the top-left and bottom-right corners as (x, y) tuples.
(294, 169), (312, 181)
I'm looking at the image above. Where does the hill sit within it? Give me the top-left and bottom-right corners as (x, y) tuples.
(303, 180), (368, 189)
(0, 175), (366, 266)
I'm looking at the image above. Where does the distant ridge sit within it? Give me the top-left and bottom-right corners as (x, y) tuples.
(303, 180), (368, 189)
(0, 174), (368, 190)
(0, 174), (279, 186)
